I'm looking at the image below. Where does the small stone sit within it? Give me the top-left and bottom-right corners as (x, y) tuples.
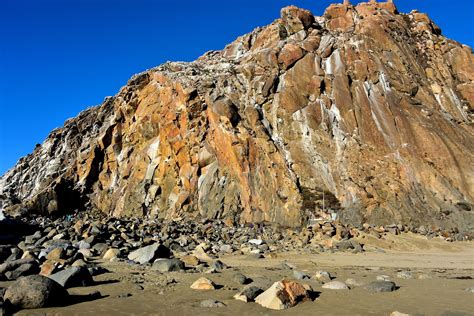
(39, 261), (58, 277)
(312, 271), (332, 283)
(249, 239), (263, 246)
(88, 266), (109, 276)
(390, 312), (411, 316)
(193, 244), (215, 262)
(364, 281), (397, 293)
(152, 258), (185, 273)
(219, 244), (233, 254)
(102, 248), (120, 261)
(255, 279), (312, 310)
(465, 286), (474, 293)
(116, 293), (132, 298)
(5, 262), (39, 280)
(190, 277), (216, 290)
(209, 260), (226, 272)
(4, 275), (68, 309)
(233, 272), (251, 285)
(48, 266), (93, 289)
(396, 271), (414, 279)
(200, 299), (226, 308)
(20, 251), (35, 260)
(72, 259), (87, 267)
(76, 240), (91, 250)
(281, 262), (297, 270)
(376, 275), (391, 281)
(417, 274), (432, 280)
(293, 270), (311, 280)
(46, 248), (64, 261)
(87, 291), (102, 299)
(234, 285), (263, 302)
(345, 278), (365, 287)
(322, 281), (349, 290)
(181, 255), (200, 267)
(78, 248), (93, 258)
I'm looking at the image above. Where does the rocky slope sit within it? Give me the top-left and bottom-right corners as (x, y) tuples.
(1, 2), (473, 229)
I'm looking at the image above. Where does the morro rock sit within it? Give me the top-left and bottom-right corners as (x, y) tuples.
(0, 3), (473, 230)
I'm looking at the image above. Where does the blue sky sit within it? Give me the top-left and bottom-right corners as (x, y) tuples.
(0, 0), (473, 175)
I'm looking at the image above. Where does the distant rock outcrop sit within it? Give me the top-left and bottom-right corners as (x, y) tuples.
(1, 2), (473, 229)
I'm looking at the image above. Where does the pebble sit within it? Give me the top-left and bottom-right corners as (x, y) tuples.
(322, 281), (349, 290)
(200, 299), (226, 308)
(396, 271), (414, 279)
(376, 275), (391, 281)
(234, 285), (264, 302)
(293, 270), (311, 280)
(364, 281), (397, 293)
(232, 272), (251, 285)
(312, 271), (332, 283)
(345, 278), (365, 287)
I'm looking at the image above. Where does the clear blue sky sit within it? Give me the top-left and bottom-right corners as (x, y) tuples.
(1, 0), (473, 175)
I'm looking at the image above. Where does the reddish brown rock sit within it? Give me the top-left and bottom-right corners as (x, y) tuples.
(278, 43), (304, 70)
(0, 4), (472, 230)
(255, 279), (312, 310)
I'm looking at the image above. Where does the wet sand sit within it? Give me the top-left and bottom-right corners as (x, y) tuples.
(4, 233), (474, 316)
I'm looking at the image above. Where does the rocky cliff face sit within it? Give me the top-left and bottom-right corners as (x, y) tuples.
(1, 2), (473, 229)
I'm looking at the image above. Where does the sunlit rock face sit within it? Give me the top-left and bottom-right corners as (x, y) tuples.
(1, 3), (473, 229)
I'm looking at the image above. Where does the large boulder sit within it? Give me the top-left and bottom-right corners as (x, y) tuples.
(3, 275), (68, 309)
(48, 266), (93, 288)
(255, 279), (313, 310)
(127, 243), (170, 264)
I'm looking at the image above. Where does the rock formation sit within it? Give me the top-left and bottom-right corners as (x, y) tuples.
(1, 3), (473, 229)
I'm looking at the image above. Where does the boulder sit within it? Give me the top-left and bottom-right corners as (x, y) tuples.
(234, 285), (264, 302)
(190, 277), (216, 290)
(233, 272), (251, 285)
(128, 243), (170, 264)
(181, 255), (200, 267)
(3, 275), (68, 309)
(364, 281), (397, 293)
(152, 258), (185, 273)
(293, 270), (311, 280)
(48, 266), (93, 288)
(255, 279), (312, 310)
(39, 260), (58, 277)
(102, 248), (120, 261)
(322, 281), (349, 290)
(345, 278), (365, 287)
(5, 262), (39, 280)
(46, 247), (65, 261)
(280, 5), (315, 34)
(312, 271), (332, 283)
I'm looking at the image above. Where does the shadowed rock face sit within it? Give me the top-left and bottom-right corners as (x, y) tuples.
(1, 3), (473, 229)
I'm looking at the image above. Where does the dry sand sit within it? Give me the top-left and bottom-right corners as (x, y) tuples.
(3, 233), (474, 316)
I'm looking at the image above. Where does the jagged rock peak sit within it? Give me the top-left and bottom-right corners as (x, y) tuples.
(1, 4), (473, 230)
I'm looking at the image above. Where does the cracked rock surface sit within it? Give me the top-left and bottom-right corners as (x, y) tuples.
(0, 3), (473, 229)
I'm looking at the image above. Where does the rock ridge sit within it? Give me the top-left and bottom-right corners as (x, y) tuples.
(1, 3), (473, 230)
